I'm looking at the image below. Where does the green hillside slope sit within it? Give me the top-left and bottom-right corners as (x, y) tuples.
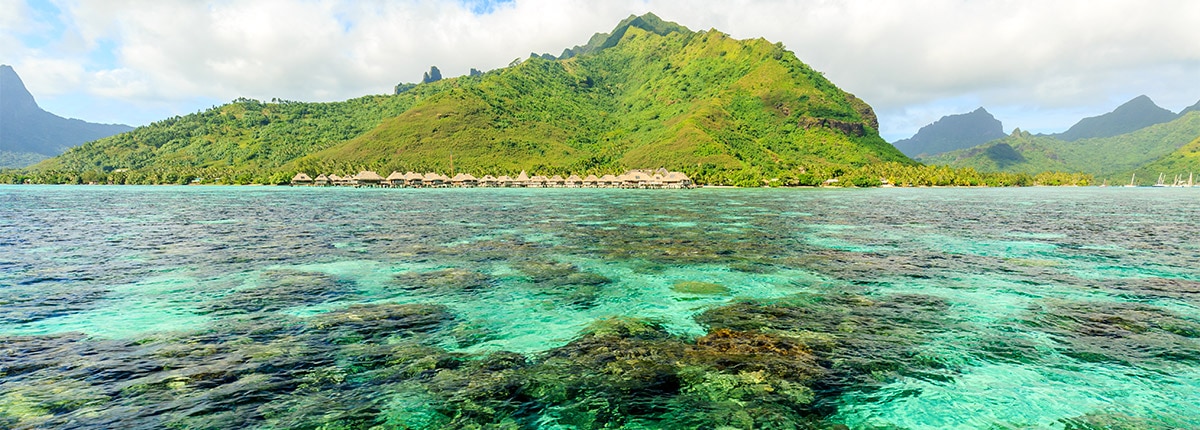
(25, 13), (910, 186)
(922, 112), (1200, 181)
(1127, 136), (1200, 184)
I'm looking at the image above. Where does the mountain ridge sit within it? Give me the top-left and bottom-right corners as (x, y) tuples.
(893, 107), (1006, 157)
(1054, 95), (1176, 142)
(0, 64), (133, 168)
(922, 111), (1200, 182)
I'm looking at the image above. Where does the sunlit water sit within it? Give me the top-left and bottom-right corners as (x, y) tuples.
(1, 185), (1198, 429)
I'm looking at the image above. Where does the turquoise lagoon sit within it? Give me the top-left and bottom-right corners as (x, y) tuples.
(1, 185), (1198, 429)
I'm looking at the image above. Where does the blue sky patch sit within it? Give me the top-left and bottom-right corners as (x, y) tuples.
(460, 0), (514, 15)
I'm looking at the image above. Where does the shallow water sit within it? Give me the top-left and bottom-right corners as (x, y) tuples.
(2, 185), (1198, 429)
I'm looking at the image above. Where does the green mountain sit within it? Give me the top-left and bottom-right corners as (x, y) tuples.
(1, 65), (133, 168)
(1126, 136), (1200, 185)
(922, 111), (1200, 181)
(32, 13), (910, 186)
(1054, 95), (1177, 142)
(892, 107), (1006, 157)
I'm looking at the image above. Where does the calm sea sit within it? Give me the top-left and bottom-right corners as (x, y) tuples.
(1, 185), (1198, 429)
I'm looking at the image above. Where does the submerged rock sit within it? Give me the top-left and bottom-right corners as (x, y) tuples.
(1032, 299), (1200, 369)
(200, 270), (358, 315)
(672, 281), (730, 295)
(514, 259), (613, 308)
(392, 268), (494, 295)
(310, 303), (455, 344)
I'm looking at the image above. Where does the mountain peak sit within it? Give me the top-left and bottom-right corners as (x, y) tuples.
(1056, 95), (1176, 141)
(1, 63), (39, 112)
(559, 12), (692, 59)
(893, 107), (1006, 158)
(1, 65), (133, 166)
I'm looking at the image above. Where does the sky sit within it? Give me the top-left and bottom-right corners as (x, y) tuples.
(3, 0), (1199, 142)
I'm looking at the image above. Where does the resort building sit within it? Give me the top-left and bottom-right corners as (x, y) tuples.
(355, 171), (385, 187)
(291, 173), (313, 186)
(291, 169), (693, 189)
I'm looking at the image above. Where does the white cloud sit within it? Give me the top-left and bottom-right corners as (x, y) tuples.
(5, 0), (1199, 137)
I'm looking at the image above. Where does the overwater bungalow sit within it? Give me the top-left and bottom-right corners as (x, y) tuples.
(291, 173), (313, 186)
(385, 171), (406, 187)
(622, 171), (651, 188)
(289, 169), (692, 189)
(662, 171), (693, 188)
(566, 174), (583, 188)
(328, 174), (350, 186)
(403, 172), (423, 187)
(529, 175), (549, 188)
(599, 174), (619, 188)
(649, 174), (665, 189)
(355, 171), (385, 187)
(423, 172), (444, 187)
(451, 173), (478, 187)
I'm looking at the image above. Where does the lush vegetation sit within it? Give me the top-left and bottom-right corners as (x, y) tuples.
(16, 14), (923, 187)
(1127, 136), (1200, 184)
(922, 112), (1200, 184)
(7, 13), (1110, 188)
(27, 95), (425, 184)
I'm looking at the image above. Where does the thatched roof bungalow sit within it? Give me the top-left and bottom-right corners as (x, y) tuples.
(548, 175), (565, 188)
(329, 174), (354, 186)
(599, 174), (619, 187)
(496, 175), (513, 187)
(528, 175), (548, 188)
(314, 174), (330, 186)
(514, 171), (530, 187)
(663, 172), (693, 188)
(385, 171), (406, 187)
(451, 173), (478, 187)
(291, 173), (313, 186)
(622, 171), (651, 188)
(649, 174), (664, 188)
(423, 172), (445, 187)
(403, 172), (424, 187)
(566, 174), (583, 188)
(583, 174), (599, 187)
(479, 175), (497, 187)
(356, 171), (385, 186)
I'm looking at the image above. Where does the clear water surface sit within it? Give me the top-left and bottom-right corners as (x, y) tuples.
(1, 185), (1197, 429)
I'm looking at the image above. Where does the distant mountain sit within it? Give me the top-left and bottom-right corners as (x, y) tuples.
(1054, 95), (1176, 142)
(1179, 99), (1200, 117)
(892, 107), (1006, 157)
(38, 13), (911, 186)
(922, 111), (1200, 182)
(0, 65), (132, 168)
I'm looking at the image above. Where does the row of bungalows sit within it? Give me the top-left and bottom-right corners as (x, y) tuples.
(292, 169), (693, 189)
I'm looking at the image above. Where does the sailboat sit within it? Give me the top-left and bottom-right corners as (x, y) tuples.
(1154, 173), (1166, 187)
(1125, 173), (1137, 187)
